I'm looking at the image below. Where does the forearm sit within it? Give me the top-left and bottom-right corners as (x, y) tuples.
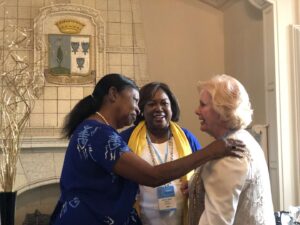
(148, 146), (215, 186)
(114, 140), (224, 187)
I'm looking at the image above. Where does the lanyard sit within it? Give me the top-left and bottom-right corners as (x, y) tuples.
(146, 133), (170, 164)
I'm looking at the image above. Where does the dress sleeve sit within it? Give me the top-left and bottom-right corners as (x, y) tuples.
(88, 126), (131, 173)
(119, 126), (135, 143)
(182, 128), (202, 152)
(199, 156), (249, 225)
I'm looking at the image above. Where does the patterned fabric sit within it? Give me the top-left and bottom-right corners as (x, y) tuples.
(188, 129), (275, 225)
(188, 167), (205, 225)
(52, 120), (141, 225)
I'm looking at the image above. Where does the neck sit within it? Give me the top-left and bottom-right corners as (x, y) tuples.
(95, 110), (117, 129)
(96, 111), (109, 125)
(213, 128), (233, 140)
(147, 126), (171, 143)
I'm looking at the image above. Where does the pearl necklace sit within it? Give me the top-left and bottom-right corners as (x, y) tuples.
(96, 111), (110, 126)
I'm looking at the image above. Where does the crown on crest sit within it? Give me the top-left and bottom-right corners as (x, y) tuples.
(55, 19), (85, 34)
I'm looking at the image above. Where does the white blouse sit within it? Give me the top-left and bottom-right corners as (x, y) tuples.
(138, 137), (185, 225)
(188, 129), (275, 225)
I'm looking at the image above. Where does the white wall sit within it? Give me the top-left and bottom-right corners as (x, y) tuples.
(272, 0), (300, 209)
(223, 0), (266, 125)
(140, 0), (225, 145)
(140, 0), (266, 146)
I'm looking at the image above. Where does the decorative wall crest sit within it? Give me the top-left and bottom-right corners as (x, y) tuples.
(34, 4), (105, 85)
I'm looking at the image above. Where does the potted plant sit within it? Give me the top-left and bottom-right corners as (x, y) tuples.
(0, 24), (44, 225)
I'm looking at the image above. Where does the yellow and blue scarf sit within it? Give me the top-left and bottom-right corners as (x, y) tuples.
(128, 120), (194, 181)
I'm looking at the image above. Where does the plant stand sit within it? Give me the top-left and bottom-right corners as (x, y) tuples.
(0, 192), (16, 225)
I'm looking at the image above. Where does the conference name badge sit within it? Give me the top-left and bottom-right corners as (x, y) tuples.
(157, 184), (176, 211)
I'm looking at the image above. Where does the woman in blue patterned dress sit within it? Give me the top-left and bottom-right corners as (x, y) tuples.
(50, 73), (244, 225)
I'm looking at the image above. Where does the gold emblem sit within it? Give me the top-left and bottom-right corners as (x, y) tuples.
(55, 19), (85, 34)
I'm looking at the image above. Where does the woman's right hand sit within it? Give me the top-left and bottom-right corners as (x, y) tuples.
(207, 138), (245, 159)
(180, 179), (189, 197)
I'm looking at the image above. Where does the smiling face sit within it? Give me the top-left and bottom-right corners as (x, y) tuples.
(115, 87), (140, 129)
(195, 89), (227, 139)
(143, 88), (172, 132)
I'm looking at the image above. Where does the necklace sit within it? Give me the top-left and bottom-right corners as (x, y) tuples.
(95, 111), (110, 126)
(146, 132), (173, 165)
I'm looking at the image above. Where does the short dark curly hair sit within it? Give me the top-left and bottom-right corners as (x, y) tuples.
(135, 82), (180, 124)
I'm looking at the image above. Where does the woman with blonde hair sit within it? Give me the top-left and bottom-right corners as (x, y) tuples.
(188, 74), (275, 225)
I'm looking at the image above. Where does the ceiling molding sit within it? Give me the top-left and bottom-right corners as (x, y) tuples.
(199, 0), (231, 9)
(199, 0), (273, 10)
(248, 0), (273, 10)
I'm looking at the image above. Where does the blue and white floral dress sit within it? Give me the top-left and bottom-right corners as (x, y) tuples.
(51, 120), (141, 225)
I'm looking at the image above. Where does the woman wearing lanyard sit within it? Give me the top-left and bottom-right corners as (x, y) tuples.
(121, 82), (201, 225)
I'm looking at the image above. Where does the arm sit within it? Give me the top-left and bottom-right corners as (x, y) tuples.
(113, 139), (243, 187)
(199, 156), (249, 225)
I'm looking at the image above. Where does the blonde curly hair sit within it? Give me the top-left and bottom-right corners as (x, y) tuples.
(197, 74), (253, 130)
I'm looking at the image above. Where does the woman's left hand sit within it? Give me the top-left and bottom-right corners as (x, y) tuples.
(206, 138), (245, 159)
(224, 138), (246, 158)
